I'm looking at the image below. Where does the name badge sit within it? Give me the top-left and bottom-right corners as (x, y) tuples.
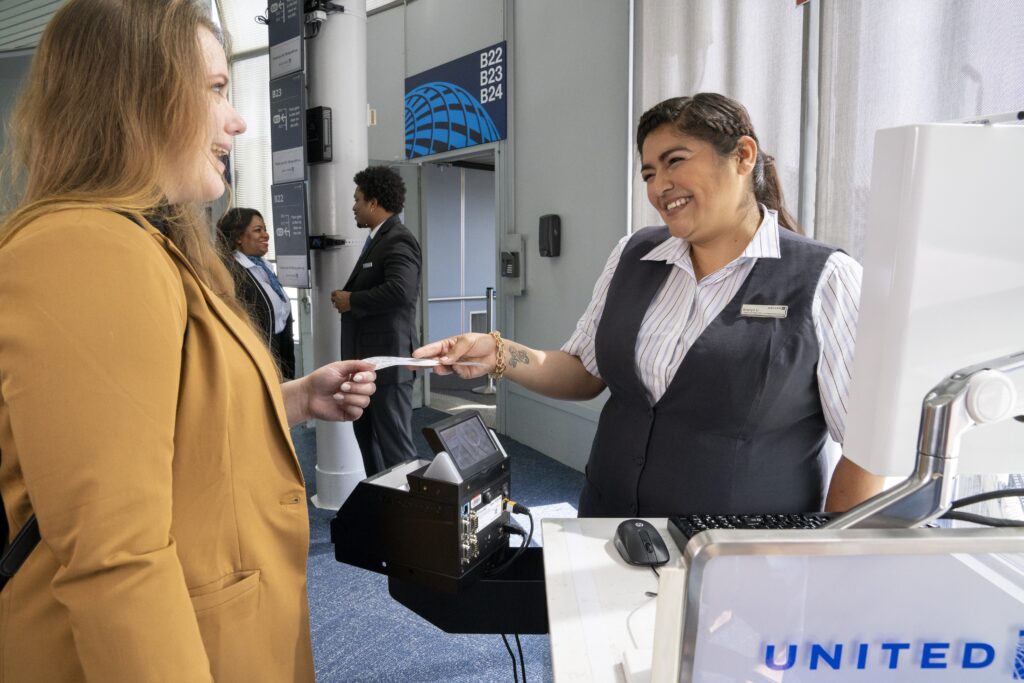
(362, 262), (373, 269)
(741, 304), (788, 319)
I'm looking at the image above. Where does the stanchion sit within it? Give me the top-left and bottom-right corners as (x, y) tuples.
(473, 286), (497, 395)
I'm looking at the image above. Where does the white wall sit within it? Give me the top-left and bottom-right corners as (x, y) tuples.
(504, 0), (630, 470)
(366, 0), (631, 472)
(367, 7), (405, 162)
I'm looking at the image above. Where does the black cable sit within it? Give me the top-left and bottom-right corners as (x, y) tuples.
(514, 633), (526, 683)
(940, 510), (1024, 527)
(521, 509), (535, 549)
(644, 564), (660, 597)
(947, 488), (1024, 510)
(486, 502), (534, 577)
(500, 634), (519, 683)
(502, 523), (525, 540)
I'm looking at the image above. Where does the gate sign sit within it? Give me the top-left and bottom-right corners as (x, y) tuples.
(270, 72), (306, 184)
(404, 42), (507, 159)
(266, 0), (301, 79)
(268, 0), (303, 79)
(271, 181), (310, 288)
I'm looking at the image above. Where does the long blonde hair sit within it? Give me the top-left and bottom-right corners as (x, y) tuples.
(0, 0), (236, 302)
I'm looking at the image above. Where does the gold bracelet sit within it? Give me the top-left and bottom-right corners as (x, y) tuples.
(489, 330), (506, 381)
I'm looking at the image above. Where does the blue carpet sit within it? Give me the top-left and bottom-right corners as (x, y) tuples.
(293, 407), (585, 682)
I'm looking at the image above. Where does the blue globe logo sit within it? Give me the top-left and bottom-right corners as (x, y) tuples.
(405, 82), (500, 159)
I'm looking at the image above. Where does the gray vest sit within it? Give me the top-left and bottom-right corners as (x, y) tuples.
(579, 226), (836, 517)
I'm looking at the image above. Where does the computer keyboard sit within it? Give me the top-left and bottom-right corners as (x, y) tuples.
(668, 512), (835, 548)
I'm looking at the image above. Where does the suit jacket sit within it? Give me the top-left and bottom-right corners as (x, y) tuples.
(230, 257), (296, 379)
(341, 215), (421, 385)
(0, 209), (313, 682)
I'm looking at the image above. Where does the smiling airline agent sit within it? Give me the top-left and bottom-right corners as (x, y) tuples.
(0, 1), (375, 680)
(218, 208), (296, 379)
(414, 93), (884, 518)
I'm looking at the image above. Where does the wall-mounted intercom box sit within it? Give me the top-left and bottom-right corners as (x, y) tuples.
(306, 106), (332, 164)
(539, 214), (560, 257)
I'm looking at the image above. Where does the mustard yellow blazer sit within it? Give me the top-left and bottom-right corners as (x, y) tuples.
(0, 210), (314, 682)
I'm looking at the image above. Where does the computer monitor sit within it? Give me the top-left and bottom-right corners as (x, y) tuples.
(843, 117), (1024, 478)
(421, 411), (504, 480)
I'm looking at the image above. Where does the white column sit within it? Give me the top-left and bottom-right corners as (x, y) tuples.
(306, 0), (369, 509)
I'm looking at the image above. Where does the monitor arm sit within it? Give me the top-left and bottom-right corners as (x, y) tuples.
(827, 351), (1024, 529)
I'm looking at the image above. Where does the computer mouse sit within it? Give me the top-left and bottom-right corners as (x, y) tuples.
(613, 518), (670, 567)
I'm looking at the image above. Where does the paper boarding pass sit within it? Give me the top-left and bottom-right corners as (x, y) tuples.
(361, 356), (488, 371)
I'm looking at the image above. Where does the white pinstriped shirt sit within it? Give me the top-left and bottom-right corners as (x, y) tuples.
(562, 209), (862, 444)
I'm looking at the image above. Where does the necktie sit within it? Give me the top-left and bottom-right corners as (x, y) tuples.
(359, 233), (373, 259)
(248, 256), (288, 302)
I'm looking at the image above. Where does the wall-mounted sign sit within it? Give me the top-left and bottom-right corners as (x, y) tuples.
(268, 0), (303, 79)
(271, 181), (310, 288)
(270, 71), (306, 184)
(404, 41), (507, 159)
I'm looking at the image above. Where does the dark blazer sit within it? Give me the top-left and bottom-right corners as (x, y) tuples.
(340, 215), (421, 384)
(231, 258), (296, 379)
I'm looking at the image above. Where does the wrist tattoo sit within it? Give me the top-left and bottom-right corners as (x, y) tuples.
(508, 346), (529, 368)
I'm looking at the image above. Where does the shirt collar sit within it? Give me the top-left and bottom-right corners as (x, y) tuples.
(234, 250), (258, 269)
(640, 206), (781, 266)
(368, 218), (388, 239)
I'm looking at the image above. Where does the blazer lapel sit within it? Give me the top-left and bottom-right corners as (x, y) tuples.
(344, 215), (399, 289)
(143, 222), (301, 480)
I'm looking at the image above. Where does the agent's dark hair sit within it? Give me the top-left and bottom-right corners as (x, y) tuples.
(216, 207), (263, 255)
(354, 165), (406, 214)
(636, 93), (799, 233)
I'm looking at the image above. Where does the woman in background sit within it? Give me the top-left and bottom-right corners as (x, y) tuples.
(218, 208), (296, 378)
(416, 93), (883, 519)
(0, 1), (374, 680)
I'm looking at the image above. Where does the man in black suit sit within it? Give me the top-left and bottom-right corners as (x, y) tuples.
(331, 166), (421, 476)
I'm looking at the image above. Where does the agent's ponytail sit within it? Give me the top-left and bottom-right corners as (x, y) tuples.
(751, 151), (798, 232)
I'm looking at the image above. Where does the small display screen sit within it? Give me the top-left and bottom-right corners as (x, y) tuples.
(423, 412), (502, 478)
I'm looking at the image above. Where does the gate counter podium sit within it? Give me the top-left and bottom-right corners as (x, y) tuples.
(542, 116), (1024, 682)
(541, 519), (1024, 682)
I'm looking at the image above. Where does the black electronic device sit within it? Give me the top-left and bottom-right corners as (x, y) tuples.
(306, 105), (332, 163)
(500, 251), (519, 278)
(421, 411), (505, 481)
(539, 214), (561, 257)
(331, 411), (513, 593)
(307, 235), (346, 250)
(330, 411), (547, 635)
(667, 512), (836, 551)
(614, 518), (670, 567)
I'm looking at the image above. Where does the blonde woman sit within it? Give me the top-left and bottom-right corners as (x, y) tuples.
(0, 0), (374, 680)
